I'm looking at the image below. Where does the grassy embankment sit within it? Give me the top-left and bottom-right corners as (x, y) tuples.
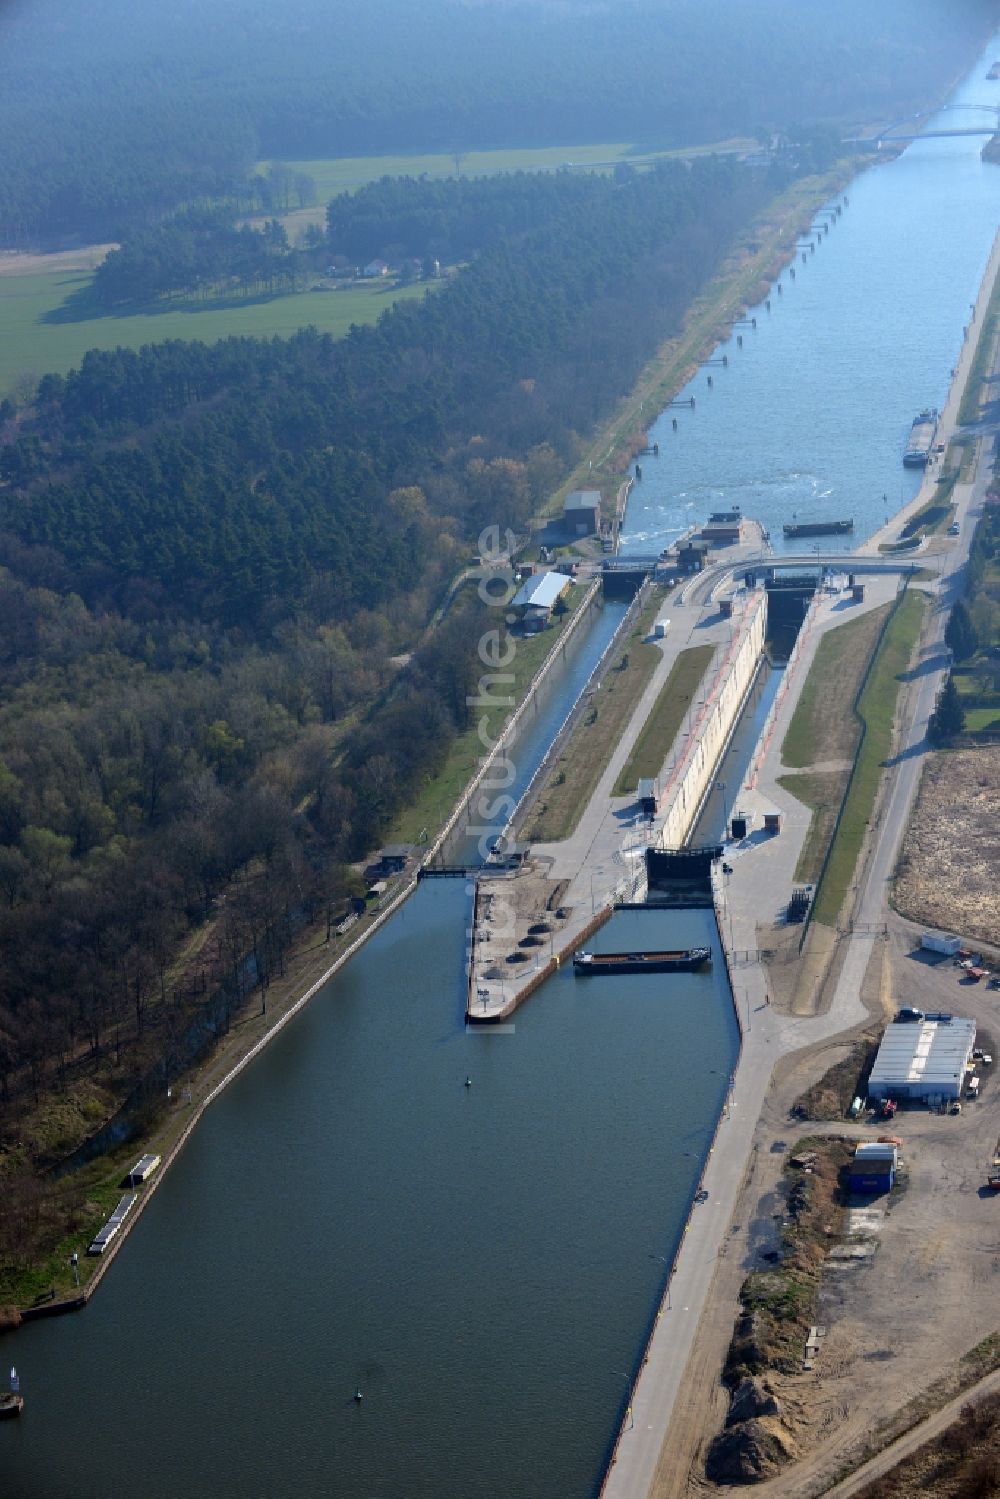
(958, 253), (1000, 427)
(388, 582), (595, 845)
(777, 605), (891, 884)
(520, 589), (664, 842)
(878, 446), (976, 554)
(809, 589), (926, 927)
(613, 645), (715, 793)
(0, 270), (430, 397)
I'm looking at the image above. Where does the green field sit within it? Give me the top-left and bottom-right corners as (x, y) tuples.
(965, 707), (1000, 732)
(613, 644), (714, 794)
(0, 269), (430, 396)
(263, 143), (635, 199)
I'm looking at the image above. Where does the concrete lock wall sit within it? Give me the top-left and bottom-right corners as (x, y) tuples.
(658, 591), (767, 850)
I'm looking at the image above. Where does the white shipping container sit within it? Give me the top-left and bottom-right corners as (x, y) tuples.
(921, 931), (961, 956)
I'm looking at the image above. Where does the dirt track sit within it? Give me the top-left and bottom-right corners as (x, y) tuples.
(0, 243), (116, 276)
(650, 917), (1000, 1498)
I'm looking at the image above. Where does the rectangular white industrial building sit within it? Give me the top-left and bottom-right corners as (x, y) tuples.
(868, 1016), (976, 1103)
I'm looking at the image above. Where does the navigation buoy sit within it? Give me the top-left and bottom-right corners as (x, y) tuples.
(354, 1389), (364, 1403)
(465, 1077), (472, 1088)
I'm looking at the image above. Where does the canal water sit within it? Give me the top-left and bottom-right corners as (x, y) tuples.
(622, 56), (1000, 558)
(9, 34), (1000, 1499)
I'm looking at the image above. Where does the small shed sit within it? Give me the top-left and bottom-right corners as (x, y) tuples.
(850, 1142), (897, 1194)
(763, 812), (782, 835)
(563, 490), (602, 536)
(378, 845), (410, 874)
(125, 1153), (161, 1187)
(511, 570), (571, 630)
(678, 540), (709, 574)
(638, 779), (659, 818)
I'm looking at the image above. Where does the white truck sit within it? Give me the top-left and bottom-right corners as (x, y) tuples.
(921, 930), (961, 957)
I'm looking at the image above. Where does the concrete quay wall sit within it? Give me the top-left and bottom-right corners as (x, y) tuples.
(657, 589), (768, 849)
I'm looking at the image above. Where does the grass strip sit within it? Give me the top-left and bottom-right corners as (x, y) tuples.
(614, 644), (714, 795)
(0, 272), (430, 398)
(781, 605), (890, 768)
(777, 769), (851, 883)
(958, 275), (1000, 426)
(812, 589), (927, 927)
(522, 590), (668, 842)
(388, 583), (594, 844)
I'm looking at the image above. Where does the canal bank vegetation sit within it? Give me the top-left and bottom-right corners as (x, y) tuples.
(614, 645), (715, 795)
(810, 589), (927, 927)
(778, 605), (890, 884)
(519, 589), (666, 844)
(958, 261), (1000, 427)
(942, 503), (1000, 738)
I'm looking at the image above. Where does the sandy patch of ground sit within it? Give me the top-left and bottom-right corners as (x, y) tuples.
(0, 243), (117, 276)
(894, 746), (1000, 947)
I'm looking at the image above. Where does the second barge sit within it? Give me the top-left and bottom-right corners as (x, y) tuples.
(782, 518), (854, 539)
(573, 947), (712, 975)
(903, 409), (938, 467)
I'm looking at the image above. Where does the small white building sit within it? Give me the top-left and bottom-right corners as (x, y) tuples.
(511, 570), (571, 630)
(363, 259), (390, 278)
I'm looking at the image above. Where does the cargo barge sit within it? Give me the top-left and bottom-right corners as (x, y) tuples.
(782, 518), (854, 539)
(573, 947), (712, 975)
(903, 409), (938, 467)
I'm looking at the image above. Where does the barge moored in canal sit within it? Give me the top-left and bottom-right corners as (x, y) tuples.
(903, 409), (938, 467)
(573, 947), (712, 975)
(782, 518), (853, 539)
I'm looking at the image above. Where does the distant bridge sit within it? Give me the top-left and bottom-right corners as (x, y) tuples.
(848, 102), (1000, 149)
